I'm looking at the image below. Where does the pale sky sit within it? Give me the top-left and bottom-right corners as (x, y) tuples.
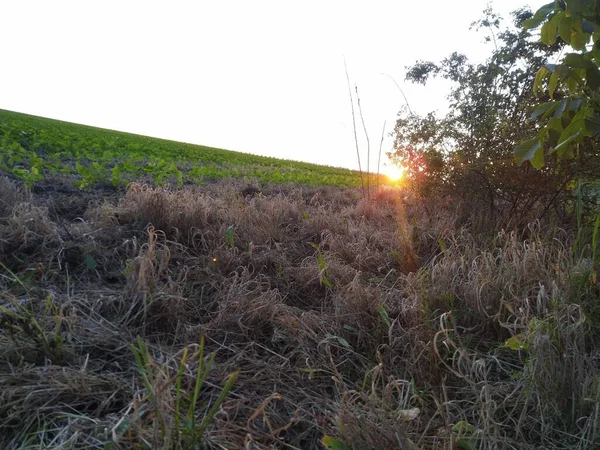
(1, 1), (544, 172)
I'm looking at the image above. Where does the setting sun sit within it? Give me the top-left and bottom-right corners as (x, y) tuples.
(384, 164), (405, 182)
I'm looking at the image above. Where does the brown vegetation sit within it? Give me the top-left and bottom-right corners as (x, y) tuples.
(1, 175), (599, 449)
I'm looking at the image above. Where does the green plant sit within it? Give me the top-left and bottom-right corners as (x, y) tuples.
(392, 7), (580, 225)
(128, 335), (239, 448)
(321, 435), (351, 450)
(225, 225), (235, 248)
(516, 1), (600, 168)
(1, 109), (390, 190)
(0, 262), (65, 364)
(309, 242), (334, 288)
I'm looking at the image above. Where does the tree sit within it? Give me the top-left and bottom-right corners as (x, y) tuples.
(390, 7), (589, 227)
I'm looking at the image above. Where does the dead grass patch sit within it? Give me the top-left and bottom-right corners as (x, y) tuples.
(0, 179), (598, 449)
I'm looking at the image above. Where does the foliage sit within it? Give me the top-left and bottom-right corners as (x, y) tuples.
(519, 0), (600, 284)
(516, 0), (600, 169)
(129, 335), (239, 448)
(0, 109), (385, 189)
(389, 7), (595, 226)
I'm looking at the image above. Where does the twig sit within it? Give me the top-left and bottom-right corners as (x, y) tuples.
(381, 72), (414, 116)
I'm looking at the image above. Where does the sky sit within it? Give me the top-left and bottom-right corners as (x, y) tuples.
(1, 0), (545, 173)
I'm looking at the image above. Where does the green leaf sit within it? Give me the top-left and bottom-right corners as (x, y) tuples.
(548, 72), (559, 98)
(554, 98), (568, 118)
(316, 252), (327, 271)
(504, 333), (530, 351)
(455, 437), (478, 450)
(566, 0), (582, 16)
(326, 334), (351, 349)
(586, 67), (600, 89)
(585, 115), (600, 136)
(553, 124), (582, 157)
(533, 66), (550, 96)
(558, 16), (576, 44)
(321, 436), (351, 450)
(566, 76), (578, 93)
(592, 213), (600, 262)
(438, 238), (448, 252)
(84, 255), (97, 272)
(571, 29), (590, 50)
(530, 101), (557, 120)
(544, 117), (564, 147)
(225, 225), (235, 248)
(563, 53), (593, 69)
(541, 12), (562, 45)
(377, 304), (391, 327)
(592, 46), (600, 66)
(523, 2), (557, 29)
(514, 138), (544, 168)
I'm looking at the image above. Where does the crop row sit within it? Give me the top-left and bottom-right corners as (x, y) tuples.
(0, 109), (383, 189)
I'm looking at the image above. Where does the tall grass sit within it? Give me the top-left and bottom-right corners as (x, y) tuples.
(0, 174), (598, 449)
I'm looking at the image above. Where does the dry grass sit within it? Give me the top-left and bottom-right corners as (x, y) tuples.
(0, 175), (599, 449)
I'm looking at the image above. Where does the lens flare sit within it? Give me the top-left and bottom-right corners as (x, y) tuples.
(385, 165), (405, 182)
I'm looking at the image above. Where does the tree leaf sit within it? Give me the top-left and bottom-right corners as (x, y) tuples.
(571, 29), (590, 50)
(514, 138), (544, 168)
(553, 123), (582, 157)
(553, 98), (568, 118)
(582, 18), (596, 33)
(563, 53), (593, 69)
(586, 67), (600, 89)
(566, 98), (584, 112)
(541, 12), (562, 45)
(558, 16), (576, 44)
(523, 2), (557, 29)
(530, 101), (557, 120)
(540, 20), (553, 45)
(539, 117), (563, 147)
(585, 115), (600, 136)
(533, 66), (550, 96)
(548, 72), (559, 98)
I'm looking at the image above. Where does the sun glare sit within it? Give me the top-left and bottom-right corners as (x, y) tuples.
(384, 165), (405, 182)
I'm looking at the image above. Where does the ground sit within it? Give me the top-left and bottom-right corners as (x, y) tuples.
(1, 174), (599, 449)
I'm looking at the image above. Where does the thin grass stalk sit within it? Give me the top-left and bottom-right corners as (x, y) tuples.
(377, 120), (386, 192)
(356, 86), (371, 198)
(344, 59), (365, 198)
(0, 260), (27, 289)
(0, 293), (54, 358)
(593, 213), (600, 263)
(188, 335), (206, 430)
(188, 334), (217, 447)
(195, 369), (240, 441)
(174, 347), (189, 443)
(131, 337), (164, 431)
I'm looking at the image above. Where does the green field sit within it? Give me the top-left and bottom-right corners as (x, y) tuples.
(0, 109), (384, 189)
